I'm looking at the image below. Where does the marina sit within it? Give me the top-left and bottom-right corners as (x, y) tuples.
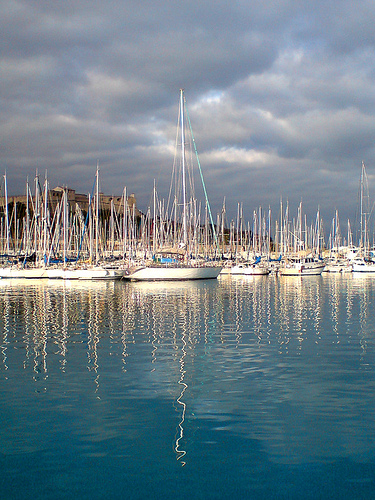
(2, 171), (375, 279)
(1, 162), (375, 279)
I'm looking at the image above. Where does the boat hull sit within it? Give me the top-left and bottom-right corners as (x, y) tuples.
(352, 262), (375, 273)
(324, 264), (352, 273)
(0, 266), (124, 280)
(243, 266), (270, 276)
(47, 267), (124, 280)
(126, 265), (222, 281)
(0, 267), (49, 279)
(230, 264), (247, 275)
(279, 262), (325, 276)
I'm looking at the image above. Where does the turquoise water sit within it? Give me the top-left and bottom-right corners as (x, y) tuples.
(0, 275), (375, 499)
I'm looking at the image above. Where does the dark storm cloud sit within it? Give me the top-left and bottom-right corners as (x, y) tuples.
(2, 0), (375, 230)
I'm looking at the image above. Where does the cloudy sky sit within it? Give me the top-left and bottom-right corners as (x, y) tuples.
(2, 0), (375, 233)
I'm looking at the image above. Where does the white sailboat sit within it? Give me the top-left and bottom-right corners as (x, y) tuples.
(278, 256), (325, 276)
(127, 90), (222, 281)
(126, 262), (221, 281)
(46, 169), (125, 280)
(278, 203), (326, 276)
(243, 262), (270, 275)
(351, 162), (375, 273)
(230, 257), (270, 275)
(323, 211), (352, 272)
(46, 266), (124, 280)
(351, 258), (375, 272)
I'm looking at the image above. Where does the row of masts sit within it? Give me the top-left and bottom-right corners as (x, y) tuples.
(0, 163), (373, 266)
(0, 169), (137, 265)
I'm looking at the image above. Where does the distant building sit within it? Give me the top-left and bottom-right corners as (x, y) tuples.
(0, 187), (140, 219)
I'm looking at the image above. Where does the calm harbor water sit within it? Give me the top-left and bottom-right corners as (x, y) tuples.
(0, 274), (375, 499)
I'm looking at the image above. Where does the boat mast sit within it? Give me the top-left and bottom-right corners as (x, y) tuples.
(89, 193), (93, 262)
(221, 197), (226, 255)
(43, 173), (49, 263)
(95, 161), (100, 263)
(123, 186), (127, 259)
(4, 172), (10, 256)
(153, 179), (157, 254)
(180, 89), (188, 248)
(25, 178), (30, 258)
(63, 187), (67, 265)
(360, 161), (364, 250)
(34, 172), (40, 262)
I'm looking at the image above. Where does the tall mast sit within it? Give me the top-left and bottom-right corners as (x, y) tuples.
(43, 172), (49, 261)
(26, 178), (30, 257)
(221, 197), (226, 255)
(34, 172), (39, 261)
(63, 187), (67, 265)
(123, 186), (127, 259)
(360, 161), (364, 249)
(95, 161), (99, 263)
(4, 172), (9, 255)
(88, 193), (93, 262)
(180, 89), (187, 247)
(153, 179), (157, 254)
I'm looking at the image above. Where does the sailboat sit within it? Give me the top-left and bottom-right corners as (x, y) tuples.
(46, 168), (125, 280)
(278, 255), (325, 275)
(230, 256), (270, 275)
(351, 162), (375, 273)
(278, 204), (325, 276)
(127, 90), (222, 281)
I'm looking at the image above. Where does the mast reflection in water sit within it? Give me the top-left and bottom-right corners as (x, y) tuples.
(0, 275), (375, 499)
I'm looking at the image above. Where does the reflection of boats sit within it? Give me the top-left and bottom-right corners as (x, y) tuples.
(129, 278), (215, 295)
(0, 277), (116, 291)
(128, 279), (211, 302)
(279, 256), (325, 276)
(126, 90), (221, 282)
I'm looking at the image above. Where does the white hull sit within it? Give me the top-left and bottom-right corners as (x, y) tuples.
(243, 265), (269, 276)
(0, 266), (124, 280)
(126, 265), (222, 281)
(219, 264), (234, 275)
(231, 264), (248, 275)
(324, 263), (352, 273)
(0, 267), (49, 279)
(231, 266), (270, 276)
(352, 260), (375, 273)
(47, 267), (124, 280)
(279, 262), (325, 276)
